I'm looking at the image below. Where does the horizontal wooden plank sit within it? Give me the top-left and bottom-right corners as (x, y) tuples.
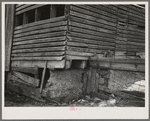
(16, 4), (46, 15)
(16, 4), (34, 11)
(126, 52), (136, 56)
(116, 36), (145, 44)
(11, 60), (65, 68)
(93, 5), (118, 15)
(11, 56), (65, 61)
(117, 5), (145, 18)
(89, 61), (144, 72)
(117, 24), (145, 33)
(118, 9), (128, 16)
(117, 29), (145, 37)
(117, 12), (128, 19)
(115, 40), (127, 45)
(127, 48), (145, 52)
(66, 55), (89, 60)
(127, 5), (145, 17)
(70, 6), (116, 23)
(115, 51), (126, 56)
(13, 36), (66, 45)
(128, 14), (145, 23)
(16, 4), (24, 8)
(67, 46), (106, 54)
(12, 51), (65, 57)
(77, 5), (117, 19)
(15, 16), (67, 30)
(118, 33), (145, 40)
(12, 46), (65, 53)
(112, 63), (144, 72)
(70, 16), (116, 31)
(127, 37), (145, 43)
(68, 41), (115, 50)
(128, 12), (145, 20)
(14, 21), (67, 35)
(116, 45), (127, 49)
(13, 41), (66, 49)
(14, 26), (67, 38)
(117, 17), (128, 23)
(127, 45), (145, 49)
(89, 58), (145, 64)
(67, 36), (115, 46)
(13, 31), (66, 42)
(68, 26), (116, 39)
(103, 5), (118, 11)
(11, 67), (38, 75)
(70, 11), (116, 27)
(99, 85), (144, 100)
(66, 50), (94, 57)
(128, 5), (145, 13)
(6, 73), (45, 102)
(67, 41), (99, 49)
(13, 71), (40, 87)
(127, 26), (145, 33)
(128, 20), (145, 27)
(68, 31), (116, 43)
(69, 21), (116, 34)
(126, 56), (141, 59)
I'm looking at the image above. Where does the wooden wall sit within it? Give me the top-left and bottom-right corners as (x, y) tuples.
(114, 5), (145, 59)
(11, 4), (67, 68)
(6, 4), (145, 70)
(66, 4), (145, 60)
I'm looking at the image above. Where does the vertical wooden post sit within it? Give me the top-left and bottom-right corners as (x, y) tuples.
(23, 12), (28, 24)
(50, 5), (56, 18)
(35, 8), (41, 21)
(34, 65), (39, 79)
(5, 4), (15, 71)
(65, 60), (72, 69)
(40, 61), (47, 93)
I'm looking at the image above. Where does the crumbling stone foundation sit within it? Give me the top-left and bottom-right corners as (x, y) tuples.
(42, 68), (145, 103)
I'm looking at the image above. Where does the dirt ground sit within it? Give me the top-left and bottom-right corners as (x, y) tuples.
(5, 89), (145, 107)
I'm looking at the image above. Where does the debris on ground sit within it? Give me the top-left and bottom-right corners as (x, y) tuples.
(5, 88), (145, 107)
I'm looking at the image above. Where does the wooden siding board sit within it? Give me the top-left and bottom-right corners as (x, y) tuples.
(12, 46), (66, 53)
(78, 5), (117, 19)
(11, 56), (65, 61)
(5, 4), (15, 71)
(13, 36), (66, 45)
(12, 52), (65, 57)
(69, 21), (116, 34)
(14, 26), (67, 38)
(66, 51), (94, 57)
(70, 11), (116, 27)
(16, 4), (34, 12)
(12, 41), (66, 49)
(67, 46), (106, 54)
(68, 31), (116, 43)
(70, 16), (116, 31)
(16, 4), (25, 8)
(15, 16), (67, 30)
(68, 36), (115, 46)
(11, 60), (65, 68)
(68, 26), (116, 39)
(13, 31), (67, 42)
(15, 4), (46, 15)
(14, 21), (67, 35)
(70, 6), (116, 23)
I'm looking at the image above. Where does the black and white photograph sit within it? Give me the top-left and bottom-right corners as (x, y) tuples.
(2, 1), (149, 119)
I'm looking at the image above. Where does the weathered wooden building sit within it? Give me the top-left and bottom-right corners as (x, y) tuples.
(5, 4), (145, 103)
